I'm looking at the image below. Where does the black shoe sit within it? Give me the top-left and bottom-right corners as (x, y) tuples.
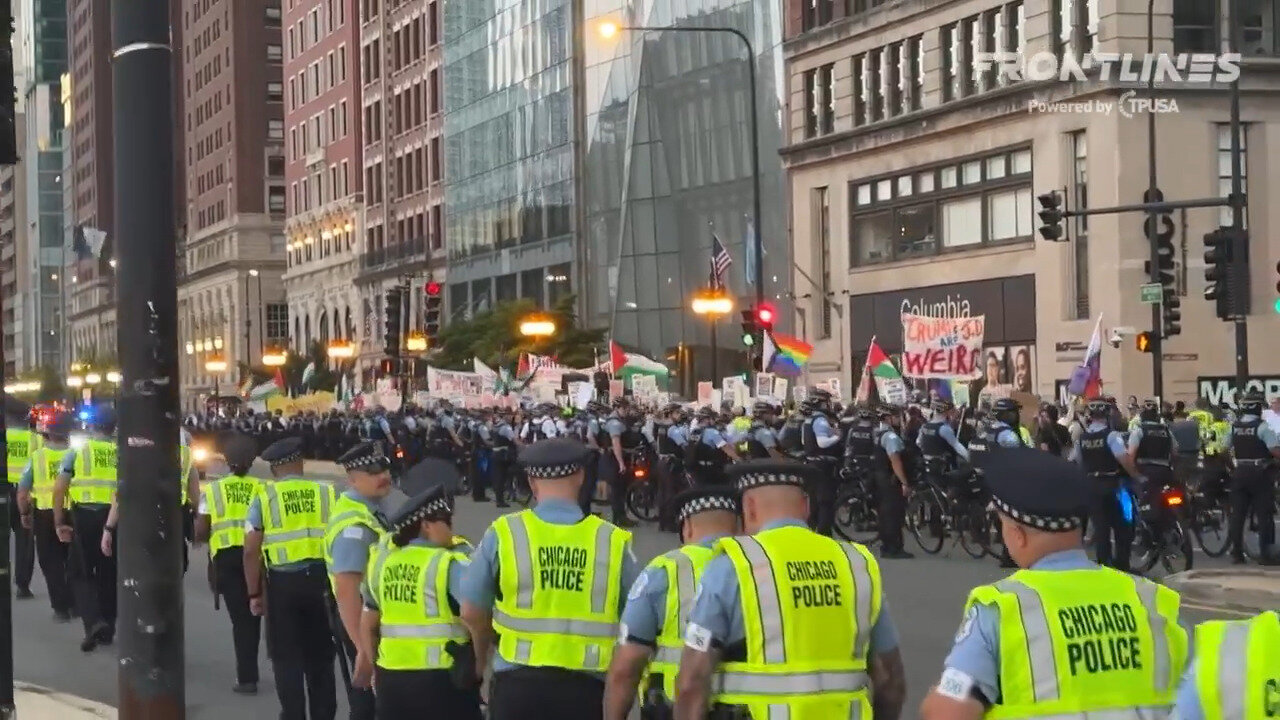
(613, 517), (638, 529)
(92, 622), (114, 646)
(880, 548), (914, 559)
(1231, 554), (1247, 565)
(494, 501), (510, 508)
(53, 610), (72, 623)
(472, 494), (489, 503)
(15, 587), (33, 600)
(232, 682), (258, 695)
(80, 634), (99, 652)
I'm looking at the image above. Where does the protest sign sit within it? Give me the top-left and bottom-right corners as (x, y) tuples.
(901, 313), (986, 380)
(697, 382), (713, 407)
(755, 373), (775, 400)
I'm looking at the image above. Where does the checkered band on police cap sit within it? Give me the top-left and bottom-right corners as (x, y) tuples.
(342, 451), (386, 471)
(991, 494), (1081, 533)
(733, 471), (807, 494)
(525, 461), (582, 479)
(677, 494), (739, 524)
(394, 495), (454, 530)
(268, 450), (302, 466)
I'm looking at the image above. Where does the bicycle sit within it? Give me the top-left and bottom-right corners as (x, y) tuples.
(1130, 483), (1194, 576)
(832, 465), (880, 546)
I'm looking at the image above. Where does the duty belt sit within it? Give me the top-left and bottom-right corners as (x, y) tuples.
(1235, 458), (1272, 466)
(1136, 459), (1171, 467)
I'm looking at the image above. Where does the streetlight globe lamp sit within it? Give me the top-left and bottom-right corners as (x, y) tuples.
(67, 375), (84, 388)
(598, 20), (620, 38)
(404, 333), (428, 352)
(106, 371), (123, 384)
(326, 341), (356, 360)
(204, 356), (229, 374)
(84, 372), (102, 386)
(519, 317), (557, 338)
(691, 292), (733, 317)
(262, 349), (288, 367)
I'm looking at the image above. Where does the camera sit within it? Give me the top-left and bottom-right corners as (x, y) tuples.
(1106, 326), (1137, 349)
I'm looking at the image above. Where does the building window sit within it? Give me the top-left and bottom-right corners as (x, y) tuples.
(815, 187), (832, 339)
(908, 36), (923, 111)
(1054, 0), (1097, 59)
(268, 119), (284, 140)
(267, 44), (283, 62)
(864, 50), (882, 122)
(267, 81), (283, 102)
(849, 146), (1033, 267)
(269, 186), (286, 213)
(1173, 0), (1217, 51)
(1068, 130), (1089, 319)
(1217, 123), (1248, 228)
(803, 64), (835, 138)
(802, 0), (835, 32)
(266, 303), (289, 343)
(942, 22), (963, 102)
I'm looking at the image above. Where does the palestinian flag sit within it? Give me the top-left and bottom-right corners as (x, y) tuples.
(856, 338), (900, 405)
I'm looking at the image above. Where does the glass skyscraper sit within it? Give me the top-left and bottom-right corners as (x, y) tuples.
(442, 0), (788, 381)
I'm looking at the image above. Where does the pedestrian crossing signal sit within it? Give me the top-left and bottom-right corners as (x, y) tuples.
(1135, 332), (1153, 353)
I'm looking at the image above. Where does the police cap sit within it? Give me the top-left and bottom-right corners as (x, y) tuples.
(41, 413), (77, 439)
(338, 441), (390, 473)
(260, 437), (304, 466)
(519, 438), (587, 480)
(380, 458), (460, 530)
(669, 487), (739, 525)
(222, 433), (259, 470)
(981, 447), (1089, 532)
(725, 459), (820, 495)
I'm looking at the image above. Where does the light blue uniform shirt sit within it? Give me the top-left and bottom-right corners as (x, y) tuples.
(686, 518), (900, 654)
(495, 422), (516, 442)
(941, 549), (1104, 703)
(477, 424), (492, 443)
(699, 427), (728, 449)
(918, 423), (970, 461)
(879, 424), (905, 456)
(986, 421), (1023, 449)
(458, 497), (640, 676)
(1221, 413), (1280, 452)
(810, 415), (841, 449)
(1069, 421), (1128, 464)
(327, 490), (384, 575)
(752, 425), (778, 450)
(245, 476), (333, 572)
(666, 425), (688, 448)
(619, 534), (730, 645)
(604, 417), (626, 439)
(361, 537), (471, 610)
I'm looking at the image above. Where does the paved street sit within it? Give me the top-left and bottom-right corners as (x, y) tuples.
(10, 463), (1256, 718)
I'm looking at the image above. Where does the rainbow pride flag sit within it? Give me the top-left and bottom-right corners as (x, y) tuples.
(764, 331), (812, 377)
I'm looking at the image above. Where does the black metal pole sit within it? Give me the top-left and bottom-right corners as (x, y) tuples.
(709, 320), (719, 386)
(256, 274), (265, 352)
(111, 0), (185, 717)
(0, 203), (12, 720)
(1146, 0), (1163, 401)
(1227, 0), (1248, 393)
(243, 274), (252, 366)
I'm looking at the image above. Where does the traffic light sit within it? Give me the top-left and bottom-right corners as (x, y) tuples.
(1135, 331), (1153, 353)
(1204, 227), (1249, 320)
(384, 287), (404, 356)
(423, 280), (442, 348)
(1162, 292), (1182, 337)
(1036, 191), (1065, 242)
(1141, 208), (1179, 337)
(739, 308), (758, 346)
(755, 302), (776, 332)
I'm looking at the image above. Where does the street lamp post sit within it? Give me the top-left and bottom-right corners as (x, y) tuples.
(599, 20), (764, 310)
(205, 355), (228, 402)
(691, 288), (733, 382)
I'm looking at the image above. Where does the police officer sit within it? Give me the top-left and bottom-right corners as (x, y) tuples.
(360, 459), (482, 720)
(53, 412), (118, 651)
(922, 448), (1189, 720)
(604, 487), (740, 720)
(737, 402), (780, 460)
(16, 413), (74, 620)
(675, 459), (906, 720)
(800, 391), (843, 535)
(875, 404), (914, 559)
(1071, 399), (1144, 572)
(6, 409), (38, 599)
(843, 405), (879, 477)
(686, 407), (737, 488)
(243, 437), (338, 720)
(1172, 609), (1278, 720)
(195, 433), (262, 694)
(489, 410), (518, 508)
(1222, 390), (1280, 564)
(459, 438), (639, 720)
(326, 441), (397, 719)
(967, 398), (1025, 568)
(1128, 398), (1176, 504)
(596, 400), (639, 528)
(917, 400), (969, 477)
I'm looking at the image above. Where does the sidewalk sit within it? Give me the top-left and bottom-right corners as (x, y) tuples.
(15, 683), (115, 719)
(1164, 568), (1280, 613)
(303, 459), (343, 477)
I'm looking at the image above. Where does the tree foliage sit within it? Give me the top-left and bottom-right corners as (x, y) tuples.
(431, 295), (606, 371)
(237, 340), (340, 395)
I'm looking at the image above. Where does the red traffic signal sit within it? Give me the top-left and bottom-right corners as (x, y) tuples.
(424, 281), (442, 296)
(755, 303), (776, 328)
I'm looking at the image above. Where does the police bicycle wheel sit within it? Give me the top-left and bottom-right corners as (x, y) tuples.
(832, 482), (879, 545)
(957, 500), (994, 559)
(1137, 517), (1194, 577)
(1191, 493), (1232, 558)
(906, 484), (948, 555)
(626, 480), (660, 522)
(511, 472), (533, 507)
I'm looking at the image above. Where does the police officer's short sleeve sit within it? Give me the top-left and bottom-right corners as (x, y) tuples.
(446, 553), (471, 605)
(618, 539), (640, 612)
(59, 451), (76, 476)
(814, 416), (835, 437)
(1261, 424), (1280, 449)
(755, 427), (777, 449)
(587, 418), (600, 435)
(881, 431), (905, 455)
(996, 429), (1022, 449)
(329, 525), (379, 575)
(197, 485), (210, 515)
(605, 418), (626, 437)
(458, 526), (500, 608)
(245, 495), (264, 531)
(1171, 659), (1205, 720)
(620, 565), (670, 646)
(1106, 432), (1128, 457)
(1127, 426), (1144, 451)
(703, 428), (727, 449)
(18, 462), (34, 492)
(869, 595), (900, 654)
(685, 555), (743, 649)
(939, 603), (1002, 705)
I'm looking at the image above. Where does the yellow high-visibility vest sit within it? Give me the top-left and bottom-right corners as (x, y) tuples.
(713, 525), (881, 719)
(205, 475), (262, 556)
(365, 539), (469, 671)
(180, 445), (193, 505)
(70, 440), (118, 505)
(259, 479), (334, 566)
(1193, 611), (1279, 720)
(491, 509), (630, 672)
(324, 494), (383, 585)
(7, 428), (38, 484)
(645, 544), (716, 701)
(965, 566), (1188, 720)
(29, 446), (68, 510)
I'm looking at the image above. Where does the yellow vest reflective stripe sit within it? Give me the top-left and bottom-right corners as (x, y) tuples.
(70, 441), (118, 504)
(713, 525), (880, 718)
(1193, 611), (1279, 720)
(646, 544), (716, 700)
(965, 567), (1188, 720)
(366, 539), (469, 671)
(30, 447), (68, 510)
(259, 480), (334, 565)
(7, 429), (38, 483)
(206, 476), (262, 555)
(491, 509), (630, 672)
(1205, 421), (1231, 457)
(180, 445), (192, 505)
(1019, 426), (1033, 446)
(324, 494), (384, 586)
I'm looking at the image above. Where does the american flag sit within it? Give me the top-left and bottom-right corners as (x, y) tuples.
(709, 234), (732, 289)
